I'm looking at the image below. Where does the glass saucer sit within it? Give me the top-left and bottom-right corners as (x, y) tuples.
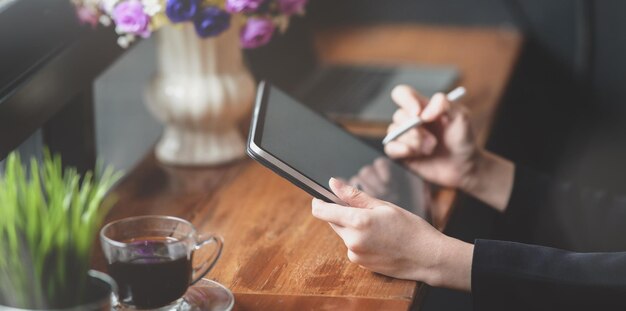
(114, 279), (234, 311)
(180, 279), (234, 311)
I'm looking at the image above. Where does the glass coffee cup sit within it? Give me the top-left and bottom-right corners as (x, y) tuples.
(100, 215), (224, 309)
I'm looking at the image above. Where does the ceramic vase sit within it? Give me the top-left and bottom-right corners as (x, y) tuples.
(144, 23), (255, 166)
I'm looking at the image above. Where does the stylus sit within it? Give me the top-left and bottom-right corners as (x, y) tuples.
(382, 86), (466, 145)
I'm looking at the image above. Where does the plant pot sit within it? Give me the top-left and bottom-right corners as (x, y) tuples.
(144, 22), (255, 166)
(0, 270), (116, 311)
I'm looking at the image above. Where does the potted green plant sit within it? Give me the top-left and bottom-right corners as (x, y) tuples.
(0, 151), (122, 310)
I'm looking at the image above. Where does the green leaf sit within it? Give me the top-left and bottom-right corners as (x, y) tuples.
(0, 149), (122, 308)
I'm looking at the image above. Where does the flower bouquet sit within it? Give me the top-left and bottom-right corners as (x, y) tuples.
(73, 0), (309, 48)
(72, 0), (309, 166)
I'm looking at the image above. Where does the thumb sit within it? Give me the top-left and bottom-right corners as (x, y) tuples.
(329, 177), (382, 209)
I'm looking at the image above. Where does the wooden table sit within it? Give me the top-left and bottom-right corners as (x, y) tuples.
(101, 25), (522, 311)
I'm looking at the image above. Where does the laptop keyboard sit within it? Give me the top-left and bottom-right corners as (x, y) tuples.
(298, 66), (394, 114)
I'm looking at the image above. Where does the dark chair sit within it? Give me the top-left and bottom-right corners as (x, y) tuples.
(0, 0), (126, 173)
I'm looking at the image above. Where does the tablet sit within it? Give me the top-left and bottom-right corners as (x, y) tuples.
(247, 82), (429, 217)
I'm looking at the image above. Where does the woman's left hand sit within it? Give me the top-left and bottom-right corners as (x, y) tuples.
(311, 178), (473, 290)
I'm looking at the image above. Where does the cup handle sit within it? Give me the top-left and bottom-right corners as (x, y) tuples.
(191, 233), (224, 285)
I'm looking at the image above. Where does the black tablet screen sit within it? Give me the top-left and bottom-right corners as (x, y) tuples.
(256, 86), (427, 215)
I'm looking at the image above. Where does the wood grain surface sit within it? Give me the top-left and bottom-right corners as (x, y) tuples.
(232, 293), (422, 311)
(96, 25), (522, 311)
(100, 155), (418, 310)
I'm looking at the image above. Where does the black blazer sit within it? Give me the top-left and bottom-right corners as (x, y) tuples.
(472, 166), (626, 310)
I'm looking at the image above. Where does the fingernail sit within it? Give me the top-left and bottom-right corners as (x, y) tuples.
(329, 177), (345, 188)
(311, 199), (320, 215)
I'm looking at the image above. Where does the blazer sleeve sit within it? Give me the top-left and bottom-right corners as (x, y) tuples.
(472, 239), (626, 311)
(499, 165), (626, 250)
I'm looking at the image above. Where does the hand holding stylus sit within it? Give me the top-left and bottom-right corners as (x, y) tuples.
(382, 86), (466, 145)
(383, 85), (479, 190)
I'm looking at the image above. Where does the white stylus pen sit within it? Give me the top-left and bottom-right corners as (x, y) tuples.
(382, 86), (467, 145)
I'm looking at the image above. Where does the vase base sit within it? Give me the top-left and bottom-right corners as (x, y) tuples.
(155, 127), (245, 166)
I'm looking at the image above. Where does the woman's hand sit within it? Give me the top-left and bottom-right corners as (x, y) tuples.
(384, 85), (515, 211)
(384, 85), (479, 190)
(312, 178), (473, 291)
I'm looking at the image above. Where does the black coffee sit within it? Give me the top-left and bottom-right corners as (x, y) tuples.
(108, 237), (192, 309)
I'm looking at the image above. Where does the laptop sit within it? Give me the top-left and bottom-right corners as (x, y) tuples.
(294, 64), (459, 123)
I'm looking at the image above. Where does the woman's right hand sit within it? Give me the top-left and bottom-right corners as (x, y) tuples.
(385, 85), (515, 211)
(384, 85), (480, 191)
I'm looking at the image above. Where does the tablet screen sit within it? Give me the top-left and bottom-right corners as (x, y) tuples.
(254, 85), (427, 216)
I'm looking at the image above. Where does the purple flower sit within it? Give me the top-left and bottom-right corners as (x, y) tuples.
(166, 0), (200, 23)
(112, 0), (151, 38)
(193, 7), (231, 38)
(277, 0), (308, 15)
(225, 0), (265, 13)
(240, 18), (275, 48)
(75, 6), (100, 28)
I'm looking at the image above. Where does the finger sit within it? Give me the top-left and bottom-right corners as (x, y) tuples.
(449, 103), (471, 125)
(395, 128), (421, 152)
(391, 85), (427, 115)
(312, 198), (366, 227)
(420, 130), (438, 155)
(349, 176), (377, 195)
(348, 175), (376, 196)
(358, 165), (382, 185)
(387, 119), (438, 156)
(335, 177), (349, 184)
(347, 249), (363, 265)
(356, 166), (383, 193)
(342, 230), (370, 254)
(392, 109), (413, 124)
(347, 252), (375, 269)
(421, 92), (452, 122)
(387, 122), (399, 136)
(384, 141), (413, 159)
(329, 222), (345, 232)
(373, 158), (391, 183)
(447, 105), (473, 142)
(329, 177), (383, 209)
(328, 223), (365, 256)
(328, 222), (354, 248)
(349, 176), (372, 194)
(347, 249), (373, 266)
(396, 127), (438, 156)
